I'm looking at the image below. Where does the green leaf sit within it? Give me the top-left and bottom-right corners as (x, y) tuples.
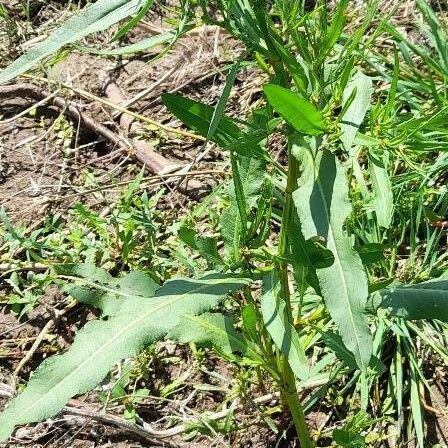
(111, 0), (154, 42)
(178, 225), (224, 269)
(162, 93), (266, 159)
(292, 141), (372, 370)
(0, 0), (147, 84)
(221, 156), (266, 263)
(78, 30), (177, 55)
(0, 273), (249, 442)
(168, 312), (260, 361)
(263, 84), (326, 136)
(368, 153), (393, 229)
(333, 428), (365, 448)
(207, 62), (240, 140)
(162, 93), (241, 146)
(321, 331), (357, 370)
(261, 272), (310, 380)
(340, 71), (372, 150)
(369, 278), (448, 320)
(355, 243), (387, 265)
(319, 0), (349, 62)
(66, 268), (158, 316)
(241, 304), (259, 342)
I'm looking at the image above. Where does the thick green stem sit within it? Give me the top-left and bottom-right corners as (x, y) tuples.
(277, 142), (314, 448)
(282, 357), (314, 448)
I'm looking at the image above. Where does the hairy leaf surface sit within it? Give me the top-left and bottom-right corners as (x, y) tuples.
(292, 142), (372, 370)
(0, 274), (249, 442)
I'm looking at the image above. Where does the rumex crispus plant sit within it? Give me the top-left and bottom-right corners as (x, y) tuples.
(1, 0), (448, 446)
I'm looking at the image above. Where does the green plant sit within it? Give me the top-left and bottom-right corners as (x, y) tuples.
(1, 0), (448, 446)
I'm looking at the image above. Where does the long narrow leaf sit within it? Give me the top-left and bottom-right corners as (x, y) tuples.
(261, 272), (310, 380)
(0, 0), (147, 84)
(340, 71), (372, 150)
(0, 273), (249, 441)
(292, 141), (372, 370)
(369, 278), (448, 320)
(208, 62), (240, 140)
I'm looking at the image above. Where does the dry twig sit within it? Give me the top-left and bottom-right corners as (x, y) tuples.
(0, 83), (181, 176)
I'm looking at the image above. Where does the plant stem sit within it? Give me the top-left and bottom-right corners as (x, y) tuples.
(281, 357), (314, 448)
(277, 140), (314, 448)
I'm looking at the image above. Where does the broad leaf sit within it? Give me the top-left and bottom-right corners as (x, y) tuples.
(261, 272), (310, 380)
(369, 278), (448, 320)
(340, 71), (372, 150)
(0, 273), (249, 442)
(292, 141), (372, 370)
(162, 93), (267, 159)
(64, 266), (158, 316)
(263, 84), (326, 136)
(168, 312), (261, 362)
(0, 0), (147, 84)
(355, 243), (387, 265)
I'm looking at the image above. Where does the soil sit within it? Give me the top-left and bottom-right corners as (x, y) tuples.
(0, 3), (277, 447)
(1, 1), (448, 448)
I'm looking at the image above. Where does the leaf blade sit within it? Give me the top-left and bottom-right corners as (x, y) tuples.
(292, 141), (372, 370)
(263, 84), (326, 136)
(0, 273), (248, 442)
(261, 272), (310, 380)
(0, 0), (147, 84)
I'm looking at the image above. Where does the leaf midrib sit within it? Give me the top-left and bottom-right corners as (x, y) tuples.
(11, 277), (243, 423)
(314, 163), (366, 367)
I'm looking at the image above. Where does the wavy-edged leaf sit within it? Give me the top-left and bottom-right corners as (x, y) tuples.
(261, 272), (310, 380)
(292, 141), (372, 370)
(340, 71), (372, 150)
(369, 278), (448, 320)
(64, 266), (158, 316)
(263, 84), (326, 136)
(0, 0), (147, 84)
(168, 312), (261, 362)
(0, 273), (249, 442)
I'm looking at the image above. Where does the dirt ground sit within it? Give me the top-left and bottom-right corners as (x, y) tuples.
(1, 1), (448, 447)
(0, 3), (282, 447)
